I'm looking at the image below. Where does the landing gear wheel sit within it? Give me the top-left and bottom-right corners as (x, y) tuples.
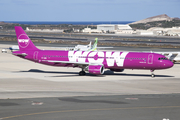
(151, 73), (155, 78)
(79, 71), (86, 76)
(150, 70), (155, 78)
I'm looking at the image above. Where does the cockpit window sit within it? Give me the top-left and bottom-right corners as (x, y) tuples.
(158, 57), (168, 60)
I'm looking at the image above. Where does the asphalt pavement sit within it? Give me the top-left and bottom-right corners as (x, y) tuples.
(0, 43), (180, 120)
(1, 94), (180, 120)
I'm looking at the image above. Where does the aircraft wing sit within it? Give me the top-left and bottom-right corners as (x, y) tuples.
(42, 60), (103, 66)
(43, 60), (89, 65)
(97, 47), (113, 49)
(169, 53), (178, 61)
(50, 47), (75, 50)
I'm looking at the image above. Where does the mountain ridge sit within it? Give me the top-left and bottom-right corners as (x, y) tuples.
(129, 14), (176, 25)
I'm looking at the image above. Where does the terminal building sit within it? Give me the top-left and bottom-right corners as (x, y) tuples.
(82, 27), (102, 33)
(147, 27), (180, 36)
(82, 24), (134, 34)
(26, 27), (64, 33)
(97, 24), (133, 34)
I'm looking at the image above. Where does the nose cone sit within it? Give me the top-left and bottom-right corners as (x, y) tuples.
(167, 61), (174, 68)
(161, 60), (174, 69)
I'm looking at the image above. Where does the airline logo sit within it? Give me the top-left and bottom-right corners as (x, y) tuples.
(18, 34), (30, 48)
(68, 51), (129, 67)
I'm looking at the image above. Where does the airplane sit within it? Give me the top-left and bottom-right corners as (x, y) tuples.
(69, 41), (92, 51)
(12, 26), (174, 77)
(154, 52), (180, 63)
(1, 45), (19, 53)
(68, 38), (113, 51)
(9, 46), (19, 51)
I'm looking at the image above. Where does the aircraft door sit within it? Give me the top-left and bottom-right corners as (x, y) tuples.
(148, 54), (153, 64)
(33, 51), (39, 61)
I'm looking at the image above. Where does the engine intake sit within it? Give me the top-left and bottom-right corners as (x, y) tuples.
(88, 65), (104, 75)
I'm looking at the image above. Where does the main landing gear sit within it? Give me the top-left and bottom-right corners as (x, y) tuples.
(79, 69), (86, 76)
(150, 70), (155, 78)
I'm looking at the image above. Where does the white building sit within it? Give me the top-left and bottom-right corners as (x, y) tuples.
(97, 24), (116, 32)
(26, 27), (64, 33)
(97, 24), (133, 34)
(82, 27), (102, 33)
(115, 25), (134, 34)
(118, 25), (132, 30)
(147, 27), (180, 36)
(136, 30), (154, 36)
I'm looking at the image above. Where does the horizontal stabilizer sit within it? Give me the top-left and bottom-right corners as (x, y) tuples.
(13, 53), (28, 57)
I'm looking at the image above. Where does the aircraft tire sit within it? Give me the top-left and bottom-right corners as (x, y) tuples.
(79, 71), (86, 76)
(151, 74), (155, 78)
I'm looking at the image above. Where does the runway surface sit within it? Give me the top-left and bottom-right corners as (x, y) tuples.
(1, 30), (180, 41)
(0, 44), (180, 120)
(1, 31), (180, 46)
(1, 95), (180, 120)
(1, 41), (180, 52)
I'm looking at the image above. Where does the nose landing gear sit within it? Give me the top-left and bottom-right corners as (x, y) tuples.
(150, 70), (155, 78)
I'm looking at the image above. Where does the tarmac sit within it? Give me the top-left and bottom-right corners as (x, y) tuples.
(0, 43), (180, 120)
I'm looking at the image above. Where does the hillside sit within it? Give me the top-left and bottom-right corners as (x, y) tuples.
(130, 14), (173, 25)
(129, 14), (180, 30)
(0, 21), (15, 25)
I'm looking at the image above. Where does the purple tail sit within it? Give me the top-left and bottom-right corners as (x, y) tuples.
(15, 26), (39, 51)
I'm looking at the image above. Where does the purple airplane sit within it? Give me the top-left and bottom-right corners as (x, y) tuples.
(13, 26), (173, 77)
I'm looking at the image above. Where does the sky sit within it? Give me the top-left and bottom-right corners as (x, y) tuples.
(0, 0), (180, 21)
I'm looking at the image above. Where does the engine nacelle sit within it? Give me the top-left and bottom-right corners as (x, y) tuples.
(110, 69), (124, 72)
(88, 65), (104, 75)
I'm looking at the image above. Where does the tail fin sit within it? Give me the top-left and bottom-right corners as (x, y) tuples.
(15, 26), (39, 51)
(88, 41), (91, 47)
(88, 38), (98, 51)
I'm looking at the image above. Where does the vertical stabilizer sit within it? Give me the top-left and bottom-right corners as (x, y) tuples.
(89, 38), (98, 51)
(15, 26), (39, 51)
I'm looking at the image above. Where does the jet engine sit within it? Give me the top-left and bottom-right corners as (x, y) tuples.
(110, 69), (124, 72)
(88, 65), (104, 75)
